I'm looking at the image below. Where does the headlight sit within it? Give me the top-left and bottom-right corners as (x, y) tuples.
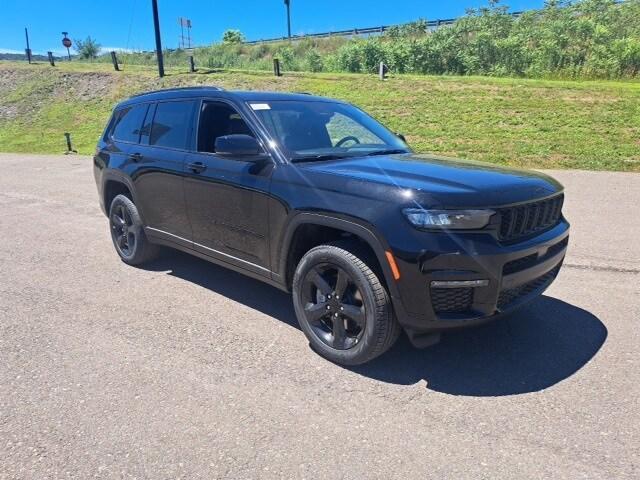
(402, 208), (495, 230)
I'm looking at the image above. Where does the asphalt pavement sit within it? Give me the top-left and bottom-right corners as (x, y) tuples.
(0, 153), (638, 479)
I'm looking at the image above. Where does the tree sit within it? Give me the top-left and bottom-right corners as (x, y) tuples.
(74, 36), (101, 59)
(222, 29), (245, 44)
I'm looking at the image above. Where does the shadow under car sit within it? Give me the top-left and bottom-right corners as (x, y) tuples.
(141, 251), (607, 397)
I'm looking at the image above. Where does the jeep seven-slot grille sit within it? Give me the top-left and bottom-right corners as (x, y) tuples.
(430, 287), (473, 313)
(497, 266), (560, 310)
(498, 194), (564, 242)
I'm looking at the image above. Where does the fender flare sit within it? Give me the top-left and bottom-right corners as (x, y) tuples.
(101, 170), (142, 219)
(277, 212), (401, 301)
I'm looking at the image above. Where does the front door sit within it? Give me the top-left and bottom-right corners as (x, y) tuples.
(184, 100), (273, 275)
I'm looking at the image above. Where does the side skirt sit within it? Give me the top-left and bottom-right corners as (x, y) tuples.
(145, 227), (289, 293)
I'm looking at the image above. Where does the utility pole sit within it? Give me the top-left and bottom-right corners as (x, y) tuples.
(151, 0), (165, 78)
(24, 27), (32, 63)
(284, 0), (291, 40)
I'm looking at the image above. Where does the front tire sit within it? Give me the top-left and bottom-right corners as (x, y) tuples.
(292, 241), (401, 365)
(109, 194), (160, 266)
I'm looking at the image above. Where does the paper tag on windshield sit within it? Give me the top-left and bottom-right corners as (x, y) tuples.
(250, 103), (271, 111)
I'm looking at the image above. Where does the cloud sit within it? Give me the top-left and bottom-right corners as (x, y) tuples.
(0, 45), (137, 58)
(48, 49), (69, 56)
(0, 47), (70, 56)
(99, 46), (136, 54)
(0, 48), (25, 54)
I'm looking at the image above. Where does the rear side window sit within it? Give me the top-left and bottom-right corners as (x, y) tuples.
(111, 104), (148, 143)
(149, 101), (195, 149)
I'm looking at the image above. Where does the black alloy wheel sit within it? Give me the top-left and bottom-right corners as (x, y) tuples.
(300, 263), (366, 350)
(108, 194), (160, 265)
(292, 241), (401, 365)
(110, 203), (136, 258)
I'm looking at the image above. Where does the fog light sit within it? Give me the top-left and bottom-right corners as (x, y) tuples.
(430, 279), (489, 288)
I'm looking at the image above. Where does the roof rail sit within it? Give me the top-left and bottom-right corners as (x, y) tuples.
(129, 85), (225, 98)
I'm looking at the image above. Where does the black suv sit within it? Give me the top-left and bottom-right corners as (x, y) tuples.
(94, 87), (569, 365)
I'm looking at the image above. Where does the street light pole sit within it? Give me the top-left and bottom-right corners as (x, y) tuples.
(151, 0), (165, 78)
(285, 0), (291, 40)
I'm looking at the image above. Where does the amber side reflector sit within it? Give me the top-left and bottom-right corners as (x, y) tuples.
(385, 251), (401, 281)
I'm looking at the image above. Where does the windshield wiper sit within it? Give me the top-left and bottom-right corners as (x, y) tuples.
(290, 154), (348, 163)
(364, 149), (409, 157)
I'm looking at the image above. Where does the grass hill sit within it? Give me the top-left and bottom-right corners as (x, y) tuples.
(0, 61), (638, 171)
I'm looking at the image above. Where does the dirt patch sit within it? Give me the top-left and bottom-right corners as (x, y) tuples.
(0, 68), (118, 122)
(0, 68), (30, 95)
(53, 72), (115, 100)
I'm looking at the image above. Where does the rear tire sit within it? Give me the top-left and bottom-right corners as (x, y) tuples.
(109, 194), (160, 266)
(292, 240), (401, 365)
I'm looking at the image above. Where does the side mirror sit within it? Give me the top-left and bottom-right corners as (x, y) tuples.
(396, 132), (407, 143)
(215, 134), (265, 158)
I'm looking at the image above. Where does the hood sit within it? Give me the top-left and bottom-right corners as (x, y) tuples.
(298, 153), (563, 208)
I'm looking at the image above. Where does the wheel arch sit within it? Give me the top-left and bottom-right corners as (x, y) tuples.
(101, 172), (139, 218)
(278, 213), (401, 301)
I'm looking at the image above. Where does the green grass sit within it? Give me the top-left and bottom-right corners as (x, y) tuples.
(1, 61), (638, 171)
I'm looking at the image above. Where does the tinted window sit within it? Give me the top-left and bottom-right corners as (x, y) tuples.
(111, 104), (148, 143)
(250, 101), (407, 158)
(326, 112), (384, 146)
(139, 104), (155, 143)
(197, 102), (255, 153)
(149, 101), (195, 149)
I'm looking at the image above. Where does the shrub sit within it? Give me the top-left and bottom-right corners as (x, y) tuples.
(75, 36), (101, 60)
(304, 49), (324, 72)
(335, 42), (364, 72)
(222, 29), (245, 44)
(275, 45), (299, 70)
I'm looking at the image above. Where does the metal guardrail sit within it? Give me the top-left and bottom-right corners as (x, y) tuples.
(244, 11), (524, 45)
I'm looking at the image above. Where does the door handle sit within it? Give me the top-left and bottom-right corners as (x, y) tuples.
(187, 161), (207, 173)
(129, 152), (143, 162)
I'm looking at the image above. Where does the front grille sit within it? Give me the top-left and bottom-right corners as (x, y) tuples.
(497, 265), (560, 310)
(546, 236), (569, 258)
(431, 287), (473, 313)
(502, 253), (538, 275)
(502, 237), (569, 275)
(498, 194), (564, 243)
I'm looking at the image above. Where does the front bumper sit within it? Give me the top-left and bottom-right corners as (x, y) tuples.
(388, 219), (570, 344)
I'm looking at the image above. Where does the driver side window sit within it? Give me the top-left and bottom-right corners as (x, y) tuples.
(325, 113), (385, 146)
(197, 101), (255, 154)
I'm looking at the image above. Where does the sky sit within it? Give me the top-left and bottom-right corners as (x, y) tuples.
(1, 0), (545, 55)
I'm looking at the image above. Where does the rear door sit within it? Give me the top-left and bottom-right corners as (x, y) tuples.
(133, 100), (196, 245)
(183, 99), (273, 274)
(100, 102), (150, 178)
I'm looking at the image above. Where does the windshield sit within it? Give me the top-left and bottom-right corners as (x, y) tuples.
(247, 100), (410, 161)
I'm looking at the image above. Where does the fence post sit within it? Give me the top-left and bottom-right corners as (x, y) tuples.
(273, 58), (281, 77)
(110, 51), (120, 71)
(64, 133), (77, 154)
(189, 55), (195, 72)
(47, 51), (55, 66)
(379, 62), (387, 80)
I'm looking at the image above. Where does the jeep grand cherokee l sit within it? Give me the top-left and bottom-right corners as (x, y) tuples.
(93, 87), (569, 365)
